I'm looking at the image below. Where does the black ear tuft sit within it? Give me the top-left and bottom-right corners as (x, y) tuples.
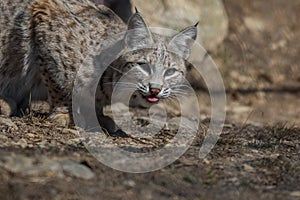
(168, 26), (197, 59)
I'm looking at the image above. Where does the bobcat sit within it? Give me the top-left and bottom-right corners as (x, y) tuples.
(0, 0), (197, 134)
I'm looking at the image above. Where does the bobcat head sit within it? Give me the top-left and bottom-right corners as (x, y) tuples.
(108, 12), (197, 107)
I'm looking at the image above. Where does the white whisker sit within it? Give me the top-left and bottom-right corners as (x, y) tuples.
(171, 85), (193, 90)
(108, 65), (124, 74)
(103, 81), (137, 86)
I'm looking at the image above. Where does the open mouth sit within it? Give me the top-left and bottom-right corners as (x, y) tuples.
(145, 96), (160, 103)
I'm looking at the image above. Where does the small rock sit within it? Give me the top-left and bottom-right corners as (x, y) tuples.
(270, 39), (287, 50)
(61, 160), (95, 180)
(25, 133), (37, 138)
(23, 160), (62, 177)
(231, 105), (251, 114)
(16, 138), (28, 148)
(228, 177), (239, 183)
(37, 140), (48, 148)
(0, 154), (33, 173)
(68, 137), (84, 146)
(243, 164), (255, 172)
(62, 128), (79, 135)
(0, 117), (18, 129)
(140, 189), (153, 200)
(290, 191), (300, 197)
(123, 180), (136, 187)
(203, 158), (210, 164)
(244, 16), (266, 32)
(0, 134), (8, 141)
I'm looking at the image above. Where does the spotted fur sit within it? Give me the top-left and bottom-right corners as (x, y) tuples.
(0, 0), (197, 133)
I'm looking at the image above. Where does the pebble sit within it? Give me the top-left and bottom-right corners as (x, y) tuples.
(0, 154), (95, 180)
(61, 160), (95, 180)
(68, 137), (84, 146)
(16, 138), (28, 148)
(243, 164), (255, 172)
(290, 191), (300, 197)
(140, 189), (153, 200)
(123, 180), (136, 187)
(231, 105), (252, 114)
(25, 133), (37, 138)
(244, 16), (266, 32)
(37, 140), (48, 148)
(23, 160), (62, 177)
(0, 154), (33, 173)
(0, 134), (8, 141)
(203, 158), (210, 164)
(62, 128), (79, 135)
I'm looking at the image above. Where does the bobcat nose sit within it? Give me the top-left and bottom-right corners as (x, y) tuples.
(149, 83), (161, 95)
(150, 88), (161, 95)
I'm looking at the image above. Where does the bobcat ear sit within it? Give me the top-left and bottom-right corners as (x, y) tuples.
(168, 25), (197, 59)
(125, 12), (153, 50)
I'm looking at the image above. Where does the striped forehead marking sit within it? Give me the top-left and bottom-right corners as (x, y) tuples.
(156, 43), (167, 65)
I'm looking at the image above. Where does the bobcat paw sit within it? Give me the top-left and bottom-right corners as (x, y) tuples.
(98, 115), (129, 137)
(49, 113), (71, 127)
(0, 98), (17, 116)
(109, 129), (129, 138)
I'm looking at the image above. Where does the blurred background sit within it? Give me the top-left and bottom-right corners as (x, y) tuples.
(94, 0), (300, 127)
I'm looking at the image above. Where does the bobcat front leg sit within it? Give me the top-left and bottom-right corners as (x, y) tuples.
(39, 60), (73, 127)
(96, 104), (128, 137)
(46, 89), (72, 127)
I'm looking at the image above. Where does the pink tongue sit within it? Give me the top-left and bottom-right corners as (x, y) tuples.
(146, 97), (159, 103)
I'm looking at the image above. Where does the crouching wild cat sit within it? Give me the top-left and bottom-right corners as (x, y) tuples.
(0, 0), (197, 134)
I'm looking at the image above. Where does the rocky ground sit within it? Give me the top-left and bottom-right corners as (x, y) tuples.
(1, 0), (300, 199)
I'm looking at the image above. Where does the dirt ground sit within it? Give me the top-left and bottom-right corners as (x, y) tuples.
(1, 0), (300, 199)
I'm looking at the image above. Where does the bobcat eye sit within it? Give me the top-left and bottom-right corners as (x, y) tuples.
(137, 62), (151, 75)
(164, 68), (177, 77)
